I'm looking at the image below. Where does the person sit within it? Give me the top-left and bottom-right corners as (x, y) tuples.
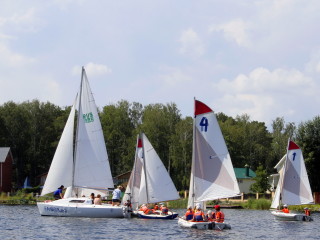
(90, 193), (95, 204)
(153, 203), (159, 210)
(94, 194), (102, 205)
(140, 204), (154, 214)
(206, 210), (216, 222)
(112, 186), (122, 206)
(191, 205), (205, 222)
(184, 206), (194, 221)
(304, 207), (311, 216)
(124, 199), (132, 212)
(214, 205), (225, 223)
(53, 185), (64, 200)
(160, 204), (169, 215)
(282, 204), (290, 213)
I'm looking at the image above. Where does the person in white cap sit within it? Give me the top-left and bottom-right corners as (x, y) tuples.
(282, 204), (290, 213)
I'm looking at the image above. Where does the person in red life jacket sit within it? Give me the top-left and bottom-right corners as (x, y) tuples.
(191, 205), (205, 222)
(140, 204), (155, 214)
(184, 206), (194, 221)
(304, 207), (311, 216)
(206, 210), (216, 222)
(160, 203), (169, 215)
(282, 204), (290, 213)
(214, 205), (225, 223)
(153, 203), (159, 211)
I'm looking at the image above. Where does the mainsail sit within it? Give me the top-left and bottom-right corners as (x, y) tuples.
(188, 99), (240, 208)
(41, 67), (113, 196)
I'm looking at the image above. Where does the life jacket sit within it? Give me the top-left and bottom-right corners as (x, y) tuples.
(194, 211), (204, 222)
(206, 213), (216, 222)
(282, 208), (290, 213)
(154, 205), (159, 210)
(185, 210), (194, 221)
(161, 206), (168, 215)
(215, 211), (225, 223)
(304, 210), (310, 216)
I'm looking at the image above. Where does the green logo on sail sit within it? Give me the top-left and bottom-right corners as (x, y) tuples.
(83, 112), (94, 123)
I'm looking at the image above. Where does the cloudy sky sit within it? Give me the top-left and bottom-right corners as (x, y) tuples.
(0, 0), (319, 128)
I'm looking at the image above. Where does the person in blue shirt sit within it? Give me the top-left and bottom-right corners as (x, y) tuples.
(53, 185), (64, 200)
(112, 186), (122, 206)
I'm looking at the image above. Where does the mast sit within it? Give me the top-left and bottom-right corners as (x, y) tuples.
(130, 135), (140, 204)
(191, 97), (196, 207)
(279, 138), (291, 208)
(141, 133), (150, 204)
(72, 66), (85, 196)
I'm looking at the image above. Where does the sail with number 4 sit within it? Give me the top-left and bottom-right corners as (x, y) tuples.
(188, 99), (240, 208)
(271, 140), (314, 208)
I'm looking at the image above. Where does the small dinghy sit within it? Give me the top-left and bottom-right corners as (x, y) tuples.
(270, 140), (314, 221)
(178, 218), (231, 230)
(121, 133), (180, 220)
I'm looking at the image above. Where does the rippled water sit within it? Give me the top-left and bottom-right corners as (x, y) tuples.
(1, 205), (319, 240)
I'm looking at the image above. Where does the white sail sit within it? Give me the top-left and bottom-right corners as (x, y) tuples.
(40, 101), (76, 196)
(188, 99), (240, 208)
(73, 68), (114, 190)
(270, 154), (286, 209)
(122, 135), (144, 209)
(124, 133), (179, 208)
(281, 140), (314, 206)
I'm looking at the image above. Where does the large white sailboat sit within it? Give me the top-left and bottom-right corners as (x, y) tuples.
(122, 133), (179, 219)
(178, 99), (240, 230)
(37, 67), (128, 218)
(270, 139), (314, 221)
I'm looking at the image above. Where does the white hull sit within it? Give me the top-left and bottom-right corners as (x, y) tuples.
(178, 217), (231, 230)
(37, 198), (129, 218)
(271, 211), (313, 221)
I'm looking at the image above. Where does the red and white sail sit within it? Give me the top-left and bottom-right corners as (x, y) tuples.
(188, 99), (240, 208)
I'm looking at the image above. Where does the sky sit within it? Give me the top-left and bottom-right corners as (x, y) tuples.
(0, 0), (319, 129)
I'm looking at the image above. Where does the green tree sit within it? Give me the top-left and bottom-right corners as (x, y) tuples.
(250, 165), (271, 193)
(296, 116), (320, 192)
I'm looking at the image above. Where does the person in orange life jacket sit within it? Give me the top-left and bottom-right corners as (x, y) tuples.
(282, 204), (290, 213)
(214, 205), (225, 223)
(304, 207), (311, 216)
(185, 206), (194, 221)
(160, 203), (169, 215)
(206, 210), (216, 222)
(140, 204), (154, 214)
(191, 205), (205, 222)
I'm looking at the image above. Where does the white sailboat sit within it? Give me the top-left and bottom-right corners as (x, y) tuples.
(270, 139), (314, 221)
(178, 99), (240, 230)
(122, 133), (179, 219)
(37, 67), (128, 218)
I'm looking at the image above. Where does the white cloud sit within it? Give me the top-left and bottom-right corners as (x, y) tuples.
(178, 28), (205, 58)
(72, 63), (112, 77)
(213, 67), (319, 125)
(209, 19), (251, 47)
(0, 42), (35, 66)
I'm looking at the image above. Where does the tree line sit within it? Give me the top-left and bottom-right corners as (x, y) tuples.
(0, 99), (319, 192)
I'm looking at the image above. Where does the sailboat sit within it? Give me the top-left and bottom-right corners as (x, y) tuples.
(178, 99), (240, 230)
(37, 67), (129, 218)
(122, 133), (179, 219)
(270, 139), (314, 221)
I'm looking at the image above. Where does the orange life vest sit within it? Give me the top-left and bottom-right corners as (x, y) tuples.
(215, 211), (225, 223)
(154, 205), (159, 210)
(304, 209), (310, 216)
(282, 208), (290, 213)
(185, 210), (194, 220)
(194, 211), (204, 222)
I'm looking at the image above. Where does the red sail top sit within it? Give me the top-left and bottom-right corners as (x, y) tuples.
(137, 138), (143, 148)
(288, 141), (300, 150)
(195, 100), (213, 116)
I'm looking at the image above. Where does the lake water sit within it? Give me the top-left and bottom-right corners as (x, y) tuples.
(1, 205), (319, 240)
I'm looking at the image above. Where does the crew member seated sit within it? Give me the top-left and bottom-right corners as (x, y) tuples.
(214, 205), (225, 223)
(191, 205), (205, 222)
(282, 204), (290, 213)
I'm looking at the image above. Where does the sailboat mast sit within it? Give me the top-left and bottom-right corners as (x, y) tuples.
(72, 67), (85, 196)
(130, 135), (140, 204)
(279, 138), (291, 207)
(191, 97), (196, 207)
(141, 133), (150, 204)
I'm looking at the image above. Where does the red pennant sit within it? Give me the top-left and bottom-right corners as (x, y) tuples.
(194, 100), (213, 116)
(288, 141), (300, 150)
